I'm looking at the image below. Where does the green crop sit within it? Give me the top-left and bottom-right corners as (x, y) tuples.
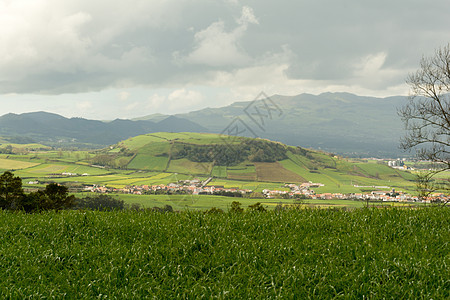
(0, 208), (448, 298)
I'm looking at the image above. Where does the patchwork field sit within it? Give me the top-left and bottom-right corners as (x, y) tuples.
(0, 132), (446, 209)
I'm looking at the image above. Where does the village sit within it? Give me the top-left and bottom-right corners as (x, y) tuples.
(83, 178), (449, 204)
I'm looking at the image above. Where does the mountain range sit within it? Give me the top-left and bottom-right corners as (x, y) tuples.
(0, 92), (408, 156)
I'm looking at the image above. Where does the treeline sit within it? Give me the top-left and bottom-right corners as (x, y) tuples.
(0, 145), (13, 154)
(0, 171), (75, 212)
(172, 139), (289, 165)
(0, 171), (134, 212)
(89, 147), (134, 169)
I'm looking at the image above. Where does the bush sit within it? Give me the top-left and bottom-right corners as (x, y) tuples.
(248, 202), (267, 212)
(75, 194), (125, 211)
(205, 207), (224, 214)
(230, 201), (244, 213)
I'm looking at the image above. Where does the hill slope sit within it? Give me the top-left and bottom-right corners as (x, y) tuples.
(90, 132), (416, 193)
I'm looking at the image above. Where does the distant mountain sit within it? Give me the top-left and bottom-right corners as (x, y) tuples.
(155, 116), (208, 133)
(176, 92), (408, 157)
(132, 113), (169, 122)
(0, 112), (206, 148)
(0, 92), (410, 156)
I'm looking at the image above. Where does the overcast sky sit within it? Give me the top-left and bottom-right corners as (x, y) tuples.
(1, 0), (449, 119)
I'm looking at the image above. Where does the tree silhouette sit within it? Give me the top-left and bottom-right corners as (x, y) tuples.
(0, 171), (24, 210)
(399, 44), (450, 199)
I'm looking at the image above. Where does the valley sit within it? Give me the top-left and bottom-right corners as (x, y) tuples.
(1, 132), (439, 210)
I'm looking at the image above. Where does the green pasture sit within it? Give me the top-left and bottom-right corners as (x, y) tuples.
(211, 166), (227, 178)
(0, 158), (39, 170)
(227, 164), (257, 181)
(0, 143), (51, 150)
(127, 154), (168, 171)
(76, 193), (367, 211)
(119, 134), (167, 149)
(137, 142), (170, 155)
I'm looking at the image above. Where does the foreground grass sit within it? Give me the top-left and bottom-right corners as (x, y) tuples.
(0, 208), (448, 298)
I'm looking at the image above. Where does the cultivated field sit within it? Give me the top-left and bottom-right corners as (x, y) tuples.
(255, 162), (306, 182)
(0, 132), (446, 210)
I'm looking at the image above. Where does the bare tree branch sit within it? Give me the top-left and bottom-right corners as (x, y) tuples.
(400, 44), (450, 198)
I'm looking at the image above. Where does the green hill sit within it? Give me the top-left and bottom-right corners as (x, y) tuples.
(92, 132), (417, 193)
(0, 132), (420, 194)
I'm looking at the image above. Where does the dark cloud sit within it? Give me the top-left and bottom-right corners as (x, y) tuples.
(0, 0), (449, 96)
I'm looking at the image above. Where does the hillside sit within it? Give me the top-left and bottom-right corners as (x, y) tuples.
(0, 132), (421, 197)
(87, 132), (417, 193)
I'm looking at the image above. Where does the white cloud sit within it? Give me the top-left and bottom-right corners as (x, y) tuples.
(0, 0), (180, 92)
(237, 6), (258, 26)
(185, 21), (249, 67)
(185, 6), (259, 67)
(0, 2), (93, 77)
(0, 0), (449, 114)
(147, 94), (166, 110)
(352, 52), (407, 89)
(146, 89), (204, 113)
(168, 89), (203, 106)
(354, 52), (387, 76)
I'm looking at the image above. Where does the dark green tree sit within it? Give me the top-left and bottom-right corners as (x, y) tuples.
(15, 191), (42, 212)
(248, 202), (267, 212)
(75, 194), (125, 211)
(40, 183), (75, 211)
(230, 201), (244, 213)
(0, 171), (24, 210)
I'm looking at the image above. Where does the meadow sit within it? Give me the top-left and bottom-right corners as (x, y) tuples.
(77, 193), (421, 211)
(0, 208), (448, 298)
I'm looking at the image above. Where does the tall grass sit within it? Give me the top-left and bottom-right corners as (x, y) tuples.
(0, 208), (448, 298)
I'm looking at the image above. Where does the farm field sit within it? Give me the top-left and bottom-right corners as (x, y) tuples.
(254, 162), (306, 182)
(0, 133), (447, 210)
(0, 208), (448, 298)
(76, 192), (422, 211)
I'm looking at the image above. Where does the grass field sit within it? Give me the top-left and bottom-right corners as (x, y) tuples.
(119, 134), (167, 149)
(211, 166), (227, 178)
(127, 154), (168, 171)
(100, 192), (424, 211)
(0, 158), (39, 170)
(1, 208), (448, 298)
(0, 132), (446, 200)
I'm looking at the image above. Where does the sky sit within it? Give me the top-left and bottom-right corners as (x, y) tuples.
(1, 0), (449, 120)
